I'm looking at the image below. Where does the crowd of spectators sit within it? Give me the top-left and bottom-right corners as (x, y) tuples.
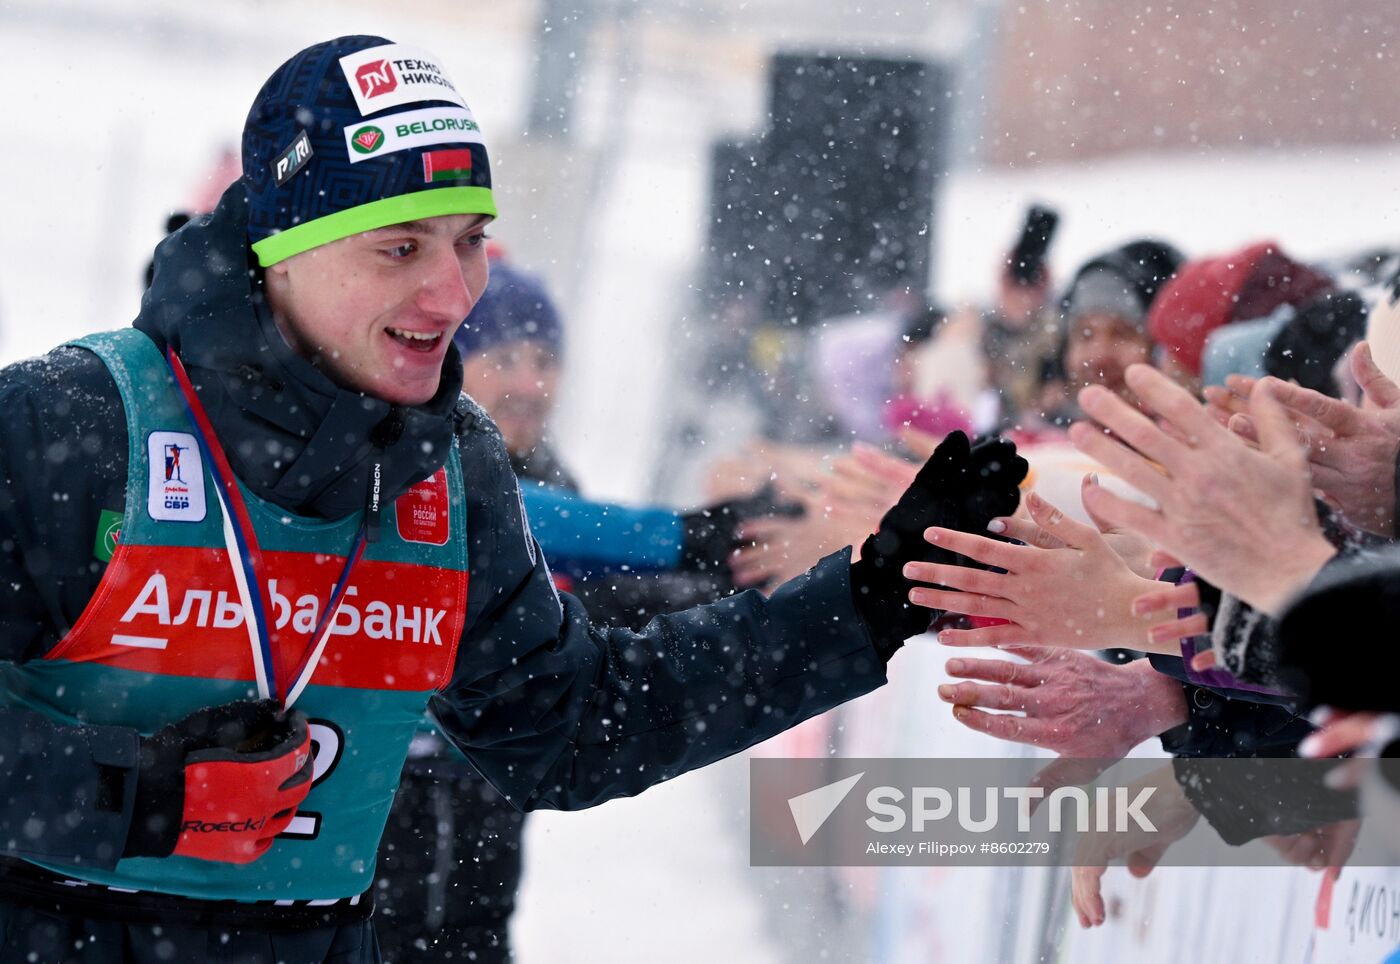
(673, 216), (1400, 929)
(439, 210), (1400, 943)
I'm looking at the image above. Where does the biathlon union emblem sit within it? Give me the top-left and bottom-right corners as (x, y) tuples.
(147, 431), (207, 523)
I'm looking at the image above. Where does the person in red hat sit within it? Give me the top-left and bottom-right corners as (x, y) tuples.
(1148, 241), (1334, 394)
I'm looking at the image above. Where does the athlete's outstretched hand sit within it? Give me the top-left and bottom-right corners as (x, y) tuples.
(850, 431), (1027, 659)
(124, 700), (313, 864)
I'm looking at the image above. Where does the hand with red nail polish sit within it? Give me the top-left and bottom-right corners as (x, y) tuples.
(910, 490), (1181, 653)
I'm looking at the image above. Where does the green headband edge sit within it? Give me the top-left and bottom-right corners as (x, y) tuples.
(251, 186), (498, 267)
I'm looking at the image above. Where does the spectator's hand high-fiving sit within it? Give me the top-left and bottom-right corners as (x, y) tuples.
(1210, 342), (1400, 536)
(1069, 364), (1335, 615)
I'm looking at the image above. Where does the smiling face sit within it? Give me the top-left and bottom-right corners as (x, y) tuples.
(263, 213), (491, 405)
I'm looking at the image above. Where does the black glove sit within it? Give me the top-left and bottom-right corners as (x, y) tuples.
(124, 700), (313, 863)
(850, 431), (1027, 661)
(678, 486), (802, 573)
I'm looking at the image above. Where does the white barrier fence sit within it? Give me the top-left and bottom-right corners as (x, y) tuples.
(748, 635), (1400, 964)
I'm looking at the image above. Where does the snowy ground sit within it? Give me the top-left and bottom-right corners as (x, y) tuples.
(513, 756), (784, 964)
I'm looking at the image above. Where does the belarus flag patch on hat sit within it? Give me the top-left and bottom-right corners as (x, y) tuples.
(422, 148), (472, 184)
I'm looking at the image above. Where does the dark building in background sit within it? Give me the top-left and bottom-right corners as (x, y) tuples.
(705, 52), (951, 326)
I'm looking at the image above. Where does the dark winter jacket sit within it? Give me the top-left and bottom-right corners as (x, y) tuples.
(1275, 544), (1400, 713)
(0, 183), (887, 872)
(510, 445), (578, 492)
(1173, 756), (1358, 846)
(1148, 654), (1315, 759)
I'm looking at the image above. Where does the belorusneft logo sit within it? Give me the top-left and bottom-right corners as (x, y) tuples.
(342, 106), (484, 164)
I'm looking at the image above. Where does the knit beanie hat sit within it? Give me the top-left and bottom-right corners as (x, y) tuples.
(1201, 308), (1292, 389)
(1148, 241), (1333, 377)
(242, 36), (496, 267)
(1266, 291), (1367, 397)
(1064, 266), (1151, 329)
(1059, 239), (1184, 343)
(454, 262), (564, 357)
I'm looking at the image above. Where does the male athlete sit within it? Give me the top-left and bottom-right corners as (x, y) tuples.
(0, 36), (1025, 963)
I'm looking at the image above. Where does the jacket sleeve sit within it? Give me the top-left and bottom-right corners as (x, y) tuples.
(1148, 651), (1300, 708)
(569, 569), (734, 631)
(1147, 661), (1312, 760)
(1173, 756), (1358, 845)
(0, 348), (144, 868)
(1276, 545), (1400, 712)
(518, 480), (683, 572)
(430, 425), (887, 811)
(0, 710), (139, 868)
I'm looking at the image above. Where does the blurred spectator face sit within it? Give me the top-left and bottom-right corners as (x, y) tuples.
(461, 340), (561, 456)
(1063, 312), (1153, 396)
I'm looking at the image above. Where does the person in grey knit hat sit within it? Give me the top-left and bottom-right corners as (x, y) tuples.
(1066, 265), (1156, 331)
(1058, 239), (1184, 403)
